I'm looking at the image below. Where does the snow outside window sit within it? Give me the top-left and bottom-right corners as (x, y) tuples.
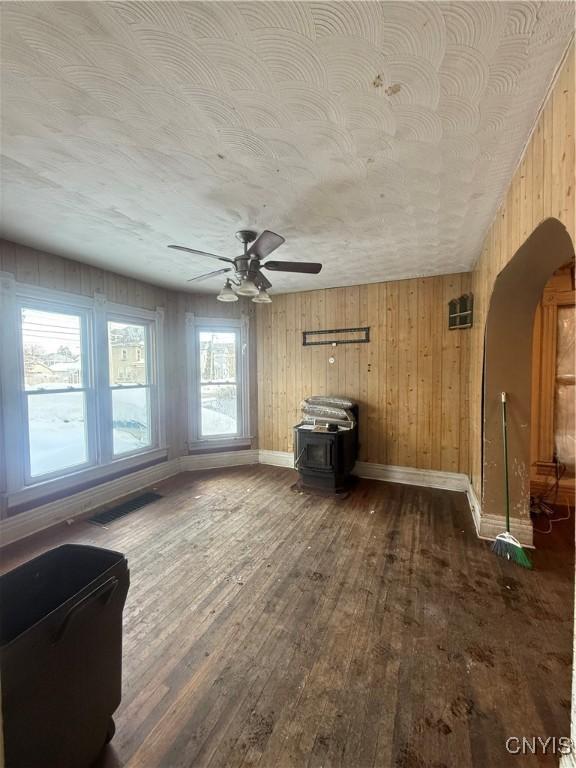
(20, 306), (90, 479)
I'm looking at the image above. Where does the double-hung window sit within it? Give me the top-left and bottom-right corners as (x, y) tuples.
(107, 319), (154, 456)
(187, 316), (250, 445)
(20, 304), (93, 480)
(0, 278), (165, 506)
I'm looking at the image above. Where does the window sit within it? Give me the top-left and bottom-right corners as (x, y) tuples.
(108, 320), (152, 456)
(20, 306), (90, 479)
(199, 330), (238, 437)
(0, 278), (166, 504)
(187, 316), (250, 444)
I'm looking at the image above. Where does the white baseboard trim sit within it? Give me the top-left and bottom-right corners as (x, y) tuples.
(0, 459), (181, 547)
(180, 449), (259, 472)
(258, 450), (295, 468)
(465, 478), (534, 548)
(0, 447), (534, 550)
(466, 480), (482, 536)
(353, 461), (469, 491)
(257, 450), (469, 492)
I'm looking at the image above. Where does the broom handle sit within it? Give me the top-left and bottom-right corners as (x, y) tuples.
(501, 392), (510, 533)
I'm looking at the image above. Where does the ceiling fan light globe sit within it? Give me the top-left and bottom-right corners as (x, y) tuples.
(252, 288), (272, 303)
(235, 277), (259, 296)
(217, 280), (238, 302)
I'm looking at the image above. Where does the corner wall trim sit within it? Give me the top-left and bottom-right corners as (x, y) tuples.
(258, 450), (295, 468)
(465, 477), (534, 548)
(466, 479), (482, 536)
(477, 512), (534, 548)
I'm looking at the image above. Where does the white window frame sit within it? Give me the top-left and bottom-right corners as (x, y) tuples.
(186, 313), (251, 448)
(105, 306), (163, 461)
(0, 274), (167, 508)
(17, 297), (97, 485)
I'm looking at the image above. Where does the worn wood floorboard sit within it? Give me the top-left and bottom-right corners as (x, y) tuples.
(1, 466), (572, 768)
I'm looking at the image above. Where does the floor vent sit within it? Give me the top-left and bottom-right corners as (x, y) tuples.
(88, 491), (162, 526)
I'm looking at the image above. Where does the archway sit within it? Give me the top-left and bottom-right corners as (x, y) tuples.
(482, 218), (575, 543)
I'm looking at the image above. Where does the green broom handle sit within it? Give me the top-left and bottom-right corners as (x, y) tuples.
(501, 392), (510, 533)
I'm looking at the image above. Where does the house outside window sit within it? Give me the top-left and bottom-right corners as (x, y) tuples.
(0, 278), (166, 506)
(186, 315), (251, 446)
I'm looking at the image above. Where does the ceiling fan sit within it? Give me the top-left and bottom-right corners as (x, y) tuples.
(168, 230), (322, 303)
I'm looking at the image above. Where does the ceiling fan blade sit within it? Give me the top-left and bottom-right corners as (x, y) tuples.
(187, 267), (232, 283)
(246, 230), (285, 260)
(252, 270), (272, 290)
(263, 261), (322, 274)
(168, 245), (234, 264)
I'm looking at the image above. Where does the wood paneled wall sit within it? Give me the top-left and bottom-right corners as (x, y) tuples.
(256, 272), (471, 473)
(0, 239), (169, 309)
(468, 43), (575, 500)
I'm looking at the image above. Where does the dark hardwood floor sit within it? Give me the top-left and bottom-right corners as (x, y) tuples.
(2, 466), (573, 768)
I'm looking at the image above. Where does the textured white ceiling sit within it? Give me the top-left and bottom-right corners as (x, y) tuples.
(1, 2), (574, 293)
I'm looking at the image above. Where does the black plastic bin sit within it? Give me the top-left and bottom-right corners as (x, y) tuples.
(0, 544), (130, 768)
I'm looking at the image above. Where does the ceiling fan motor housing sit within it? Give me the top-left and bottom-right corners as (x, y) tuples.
(235, 230), (258, 245)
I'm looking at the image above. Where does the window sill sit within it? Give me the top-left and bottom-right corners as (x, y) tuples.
(6, 447), (169, 509)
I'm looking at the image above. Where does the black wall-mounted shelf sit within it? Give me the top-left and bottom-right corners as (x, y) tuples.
(302, 327), (370, 346)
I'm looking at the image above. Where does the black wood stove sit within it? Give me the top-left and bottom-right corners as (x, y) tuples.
(294, 398), (358, 492)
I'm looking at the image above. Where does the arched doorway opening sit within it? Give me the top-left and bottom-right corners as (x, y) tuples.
(482, 217), (575, 763)
(482, 218), (575, 541)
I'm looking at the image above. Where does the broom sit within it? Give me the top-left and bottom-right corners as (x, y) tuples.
(491, 392), (532, 569)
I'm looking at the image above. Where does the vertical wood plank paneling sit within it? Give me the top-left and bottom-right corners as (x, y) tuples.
(468, 44), (575, 497)
(284, 293), (296, 452)
(362, 283), (380, 462)
(38, 251), (66, 289)
(263, 303), (273, 450)
(397, 279), (417, 467)
(324, 287), (339, 396)
(276, 296), (287, 452)
(377, 283), (388, 464)
(311, 289), (326, 403)
(256, 272), (472, 472)
(16, 248), (39, 284)
(336, 288), (348, 401)
(2, 240), (168, 309)
(385, 281), (399, 466)
(532, 118), (545, 227)
(441, 275), (461, 472)
(430, 276), (445, 469)
(344, 285), (360, 401)
(416, 278), (433, 469)
(458, 273), (472, 475)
